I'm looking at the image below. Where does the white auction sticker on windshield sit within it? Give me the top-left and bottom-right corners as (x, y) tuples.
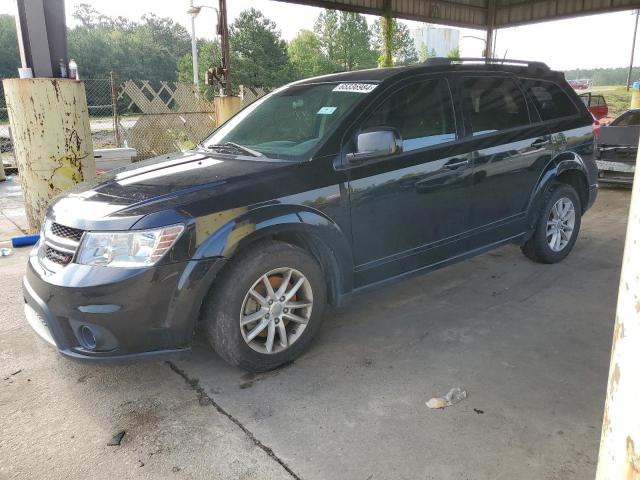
(332, 83), (377, 93)
(317, 106), (337, 115)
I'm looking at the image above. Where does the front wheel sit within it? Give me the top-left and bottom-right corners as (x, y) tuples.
(521, 183), (582, 264)
(202, 241), (327, 372)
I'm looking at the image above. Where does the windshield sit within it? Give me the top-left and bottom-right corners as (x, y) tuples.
(202, 82), (376, 161)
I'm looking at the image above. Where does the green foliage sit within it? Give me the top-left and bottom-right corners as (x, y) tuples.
(417, 40), (428, 63)
(564, 67), (640, 86)
(229, 8), (293, 88)
(446, 47), (460, 60)
(68, 4), (190, 80)
(0, 15), (20, 78)
(371, 18), (418, 67)
(177, 39), (222, 84)
(289, 30), (335, 79)
(315, 10), (377, 72)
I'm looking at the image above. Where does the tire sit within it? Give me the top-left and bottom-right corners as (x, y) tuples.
(202, 240), (327, 372)
(521, 182), (582, 264)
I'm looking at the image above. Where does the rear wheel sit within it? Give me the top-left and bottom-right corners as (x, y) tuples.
(521, 183), (582, 264)
(203, 241), (326, 372)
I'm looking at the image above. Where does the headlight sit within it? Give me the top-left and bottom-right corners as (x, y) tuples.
(75, 224), (184, 268)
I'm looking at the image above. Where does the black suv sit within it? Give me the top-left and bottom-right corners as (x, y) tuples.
(24, 58), (598, 371)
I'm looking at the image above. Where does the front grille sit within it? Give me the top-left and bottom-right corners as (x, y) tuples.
(44, 245), (74, 265)
(50, 222), (84, 242)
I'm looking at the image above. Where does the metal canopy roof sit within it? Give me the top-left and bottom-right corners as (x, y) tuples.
(276, 0), (640, 29)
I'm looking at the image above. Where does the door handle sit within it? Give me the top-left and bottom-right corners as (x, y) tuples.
(443, 159), (469, 170)
(531, 138), (550, 148)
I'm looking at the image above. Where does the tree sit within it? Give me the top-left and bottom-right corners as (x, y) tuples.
(314, 10), (377, 72)
(371, 18), (418, 66)
(0, 15), (20, 78)
(178, 39), (222, 84)
(447, 47), (460, 60)
(288, 30), (334, 79)
(229, 8), (293, 88)
(67, 5), (190, 80)
(417, 40), (428, 63)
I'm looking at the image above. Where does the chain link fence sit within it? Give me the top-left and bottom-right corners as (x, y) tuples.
(0, 80), (16, 172)
(114, 78), (218, 160)
(1, 75), (273, 170)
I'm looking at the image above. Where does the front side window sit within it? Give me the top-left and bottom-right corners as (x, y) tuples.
(521, 79), (579, 121)
(203, 82), (374, 161)
(460, 76), (530, 136)
(360, 78), (456, 152)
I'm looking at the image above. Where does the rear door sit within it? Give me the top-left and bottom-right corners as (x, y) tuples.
(452, 74), (555, 244)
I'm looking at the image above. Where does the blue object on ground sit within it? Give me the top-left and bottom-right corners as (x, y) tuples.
(11, 234), (40, 247)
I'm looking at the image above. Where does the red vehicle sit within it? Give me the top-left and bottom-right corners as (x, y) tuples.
(568, 79), (592, 90)
(579, 92), (608, 120)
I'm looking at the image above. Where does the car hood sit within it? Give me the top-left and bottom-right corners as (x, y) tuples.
(48, 150), (297, 230)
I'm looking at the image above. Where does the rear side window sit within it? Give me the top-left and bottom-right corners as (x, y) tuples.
(460, 77), (530, 136)
(591, 95), (606, 106)
(361, 78), (456, 151)
(521, 79), (579, 121)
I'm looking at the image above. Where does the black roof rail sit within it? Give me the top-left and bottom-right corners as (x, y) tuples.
(425, 57), (550, 70)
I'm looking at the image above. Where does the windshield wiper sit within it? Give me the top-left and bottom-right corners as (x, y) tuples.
(204, 142), (264, 157)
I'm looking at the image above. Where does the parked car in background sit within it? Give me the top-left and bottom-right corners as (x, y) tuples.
(568, 79), (592, 90)
(595, 108), (640, 185)
(579, 92), (608, 120)
(24, 58), (598, 372)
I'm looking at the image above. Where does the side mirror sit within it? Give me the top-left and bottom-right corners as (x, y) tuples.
(346, 128), (402, 163)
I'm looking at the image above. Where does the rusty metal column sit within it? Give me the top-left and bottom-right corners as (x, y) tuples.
(595, 145), (640, 479)
(380, 0), (393, 67)
(3, 79), (95, 232)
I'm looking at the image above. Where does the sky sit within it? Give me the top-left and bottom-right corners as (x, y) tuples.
(1, 0), (639, 70)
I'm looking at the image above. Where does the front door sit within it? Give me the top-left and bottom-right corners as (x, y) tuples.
(346, 77), (474, 287)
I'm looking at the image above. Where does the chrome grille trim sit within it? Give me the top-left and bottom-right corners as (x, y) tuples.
(39, 220), (85, 271)
(50, 222), (84, 242)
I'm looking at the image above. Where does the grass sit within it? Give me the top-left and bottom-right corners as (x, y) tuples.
(591, 85), (633, 122)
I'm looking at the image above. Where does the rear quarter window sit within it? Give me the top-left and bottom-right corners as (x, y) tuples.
(521, 79), (579, 121)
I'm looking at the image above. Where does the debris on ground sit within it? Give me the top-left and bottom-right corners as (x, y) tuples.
(0, 248), (11, 257)
(473, 408), (485, 415)
(107, 430), (126, 446)
(426, 387), (468, 409)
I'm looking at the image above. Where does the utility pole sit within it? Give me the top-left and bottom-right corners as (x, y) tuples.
(627, 9), (639, 91)
(219, 0), (231, 96)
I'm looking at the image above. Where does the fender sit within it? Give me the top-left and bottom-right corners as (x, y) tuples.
(192, 203), (355, 298)
(524, 151), (590, 235)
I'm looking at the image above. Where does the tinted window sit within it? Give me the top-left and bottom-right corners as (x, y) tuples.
(361, 79), (456, 151)
(612, 111), (640, 126)
(460, 77), (530, 136)
(204, 82), (369, 161)
(521, 79), (579, 121)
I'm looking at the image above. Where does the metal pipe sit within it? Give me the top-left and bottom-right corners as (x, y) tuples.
(190, 2), (199, 88)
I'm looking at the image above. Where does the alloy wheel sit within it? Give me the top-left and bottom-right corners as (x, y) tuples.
(240, 267), (313, 354)
(546, 196), (576, 252)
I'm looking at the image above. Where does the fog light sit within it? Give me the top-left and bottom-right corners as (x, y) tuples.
(79, 325), (98, 350)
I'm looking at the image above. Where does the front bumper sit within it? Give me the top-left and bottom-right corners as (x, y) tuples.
(23, 249), (225, 363)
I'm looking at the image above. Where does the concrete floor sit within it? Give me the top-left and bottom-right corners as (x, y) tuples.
(0, 188), (630, 480)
